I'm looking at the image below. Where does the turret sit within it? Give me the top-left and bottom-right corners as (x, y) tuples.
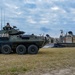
(0, 23), (24, 35)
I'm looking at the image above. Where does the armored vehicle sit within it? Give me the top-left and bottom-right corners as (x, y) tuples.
(0, 23), (49, 54)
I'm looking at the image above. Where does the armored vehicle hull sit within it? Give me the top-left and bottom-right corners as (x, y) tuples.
(0, 23), (48, 54)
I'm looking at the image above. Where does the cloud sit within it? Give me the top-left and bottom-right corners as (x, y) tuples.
(51, 6), (59, 10)
(0, 0), (75, 37)
(27, 19), (37, 24)
(39, 20), (49, 24)
(5, 3), (19, 9)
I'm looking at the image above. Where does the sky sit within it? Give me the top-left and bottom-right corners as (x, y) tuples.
(0, 0), (75, 37)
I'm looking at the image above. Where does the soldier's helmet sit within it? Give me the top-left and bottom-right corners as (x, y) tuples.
(6, 23), (10, 27)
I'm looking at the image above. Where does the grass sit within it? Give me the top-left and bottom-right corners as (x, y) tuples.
(0, 48), (75, 75)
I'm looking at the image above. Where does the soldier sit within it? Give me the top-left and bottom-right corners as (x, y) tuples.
(5, 23), (12, 30)
(3, 23), (12, 30)
(6, 23), (10, 27)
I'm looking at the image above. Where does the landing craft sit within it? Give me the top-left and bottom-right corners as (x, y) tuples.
(53, 31), (75, 47)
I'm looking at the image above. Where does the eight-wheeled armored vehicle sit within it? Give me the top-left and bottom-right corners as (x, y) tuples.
(0, 23), (49, 54)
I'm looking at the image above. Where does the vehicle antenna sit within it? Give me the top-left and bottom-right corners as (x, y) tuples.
(4, 9), (5, 26)
(1, 8), (3, 30)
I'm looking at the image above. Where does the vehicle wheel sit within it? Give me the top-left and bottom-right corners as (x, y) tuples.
(16, 45), (26, 54)
(1, 45), (11, 54)
(28, 45), (38, 54)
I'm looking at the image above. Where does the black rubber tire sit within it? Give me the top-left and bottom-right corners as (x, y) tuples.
(16, 45), (26, 54)
(1, 45), (11, 54)
(28, 45), (38, 54)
